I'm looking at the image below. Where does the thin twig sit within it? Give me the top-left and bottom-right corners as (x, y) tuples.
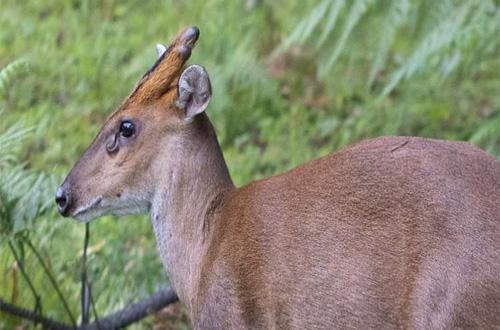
(81, 223), (91, 326)
(89, 283), (101, 330)
(7, 240), (42, 317)
(24, 237), (77, 327)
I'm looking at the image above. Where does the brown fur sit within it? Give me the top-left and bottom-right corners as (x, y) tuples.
(192, 136), (499, 329)
(59, 27), (500, 329)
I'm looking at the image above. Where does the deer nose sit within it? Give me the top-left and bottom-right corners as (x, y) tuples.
(55, 186), (71, 216)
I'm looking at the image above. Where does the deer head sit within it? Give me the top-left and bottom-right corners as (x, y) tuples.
(55, 26), (216, 221)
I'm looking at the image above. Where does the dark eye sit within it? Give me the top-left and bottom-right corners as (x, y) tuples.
(119, 121), (135, 138)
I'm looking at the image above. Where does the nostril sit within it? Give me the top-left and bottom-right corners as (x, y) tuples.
(55, 194), (67, 207)
(55, 187), (70, 215)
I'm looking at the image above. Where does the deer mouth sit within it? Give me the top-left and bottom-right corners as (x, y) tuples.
(72, 197), (103, 222)
(71, 194), (150, 222)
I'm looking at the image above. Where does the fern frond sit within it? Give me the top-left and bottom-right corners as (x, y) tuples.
(320, 0), (374, 75)
(278, 0), (332, 52)
(0, 59), (28, 95)
(367, 0), (410, 87)
(0, 120), (32, 165)
(0, 126), (53, 237)
(470, 113), (500, 156)
(315, 0), (346, 50)
(380, 2), (473, 97)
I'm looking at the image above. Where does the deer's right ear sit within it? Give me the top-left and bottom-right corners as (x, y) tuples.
(176, 64), (212, 120)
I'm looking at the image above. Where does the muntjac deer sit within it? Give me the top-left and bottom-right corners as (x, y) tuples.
(56, 27), (500, 329)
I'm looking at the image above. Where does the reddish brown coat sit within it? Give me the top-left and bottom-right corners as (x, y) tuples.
(193, 136), (500, 328)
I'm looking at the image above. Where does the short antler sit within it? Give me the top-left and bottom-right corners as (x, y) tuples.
(124, 26), (200, 106)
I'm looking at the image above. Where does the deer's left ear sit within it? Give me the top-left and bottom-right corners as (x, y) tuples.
(176, 64), (212, 119)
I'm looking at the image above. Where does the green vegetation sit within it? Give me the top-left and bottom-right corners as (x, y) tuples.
(1, 0), (499, 328)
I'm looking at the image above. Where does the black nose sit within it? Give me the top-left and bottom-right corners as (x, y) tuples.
(55, 187), (70, 216)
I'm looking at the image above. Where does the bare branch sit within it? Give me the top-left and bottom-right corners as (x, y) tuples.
(1, 287), (178, 330)
(0, 297), (72, 330)
(80, 287), (178, 330)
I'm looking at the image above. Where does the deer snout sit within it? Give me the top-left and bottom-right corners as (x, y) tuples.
(55, 185), (71, 216)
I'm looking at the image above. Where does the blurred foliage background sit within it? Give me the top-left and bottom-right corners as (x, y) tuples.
(0, 0), (499, 328)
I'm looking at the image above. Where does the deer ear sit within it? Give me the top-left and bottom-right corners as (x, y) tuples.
(176, 65), (212, 119)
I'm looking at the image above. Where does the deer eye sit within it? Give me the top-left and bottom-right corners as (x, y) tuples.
(119, 121), (135, 138)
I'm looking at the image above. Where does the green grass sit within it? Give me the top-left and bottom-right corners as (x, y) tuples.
(0, 0), (499, 328)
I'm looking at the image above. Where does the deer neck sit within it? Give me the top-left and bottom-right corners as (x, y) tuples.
(150, 114), (234, 311)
